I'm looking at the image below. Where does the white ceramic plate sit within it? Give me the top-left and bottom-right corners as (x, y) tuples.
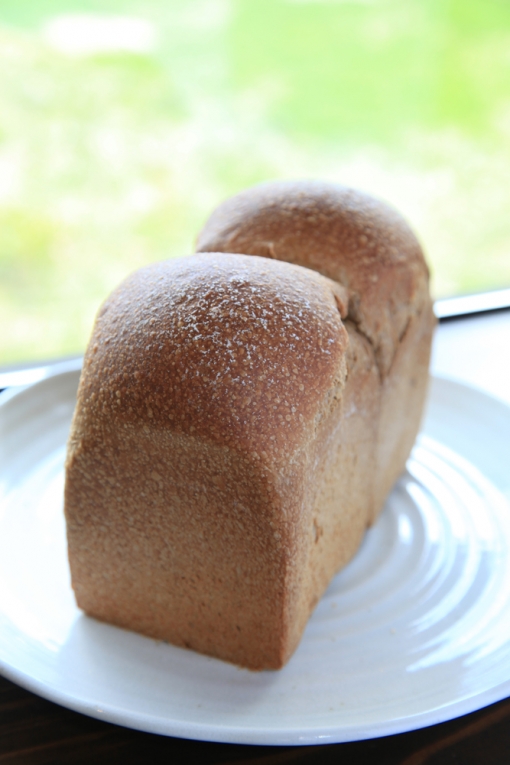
(1, 365), (510, 746)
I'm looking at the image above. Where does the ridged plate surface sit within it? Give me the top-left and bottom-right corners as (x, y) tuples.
(1, 365), (510, 745)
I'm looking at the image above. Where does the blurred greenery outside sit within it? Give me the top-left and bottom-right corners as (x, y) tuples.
(1, 0), (510, 364)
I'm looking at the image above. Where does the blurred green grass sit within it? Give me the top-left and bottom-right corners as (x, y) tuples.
(1, 0), (510, 364)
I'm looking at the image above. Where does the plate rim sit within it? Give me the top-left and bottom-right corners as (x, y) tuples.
(2, 653), (510, 746)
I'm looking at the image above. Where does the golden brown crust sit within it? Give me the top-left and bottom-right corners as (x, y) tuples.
(196, 179), (436, 527)
(65, 252), (354, 669)
(69, 253), (348, 464)
(196, 179), (430, 377)
(65, 181), (435, 670)
(374, 296), (436, 512)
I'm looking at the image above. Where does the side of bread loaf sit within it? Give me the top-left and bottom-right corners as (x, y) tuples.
(65, 253), (381, 668)
(196, 180), (436, 520)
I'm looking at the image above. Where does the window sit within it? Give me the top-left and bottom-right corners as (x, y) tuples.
(1, 0), (509, 364)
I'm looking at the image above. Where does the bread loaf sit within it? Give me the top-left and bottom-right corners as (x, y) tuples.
(64, 180), (435, 669)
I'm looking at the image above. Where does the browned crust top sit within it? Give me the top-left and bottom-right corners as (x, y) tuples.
(195, 179), (431, 376)
(71, 252), (349, 465)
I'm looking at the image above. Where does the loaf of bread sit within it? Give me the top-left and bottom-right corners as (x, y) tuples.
(64, 180), (435, 670)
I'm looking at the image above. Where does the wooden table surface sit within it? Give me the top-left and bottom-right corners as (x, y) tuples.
(2, 672), (510, 765)
(1, 309), (510, 764)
